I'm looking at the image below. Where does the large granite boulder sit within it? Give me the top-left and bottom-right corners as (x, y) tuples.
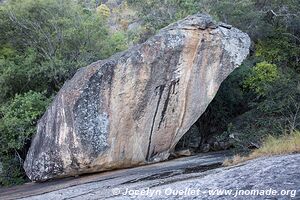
(24, 14), (250, 181)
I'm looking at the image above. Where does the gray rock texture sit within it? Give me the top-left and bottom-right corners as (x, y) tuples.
(24, 14), (250, 181)
(2, 153), (299, 199)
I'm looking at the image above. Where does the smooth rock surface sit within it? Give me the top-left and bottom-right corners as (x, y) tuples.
(2, 153), (299, 199)
(24, 14), (250, 181)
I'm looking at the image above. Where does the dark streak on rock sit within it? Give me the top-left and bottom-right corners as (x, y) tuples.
(158, 86), (171, 129)
(146, 84), (165, 161)
(158, 79), (179, 129)
(172, 79), (179, 94)
(133, 34), (185, 121)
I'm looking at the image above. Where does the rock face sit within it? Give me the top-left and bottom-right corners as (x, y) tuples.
(24, 14), (250, 181)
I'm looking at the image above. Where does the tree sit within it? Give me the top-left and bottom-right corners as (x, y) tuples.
(0, 91), (49, 185)
(0, 0), (128, 100)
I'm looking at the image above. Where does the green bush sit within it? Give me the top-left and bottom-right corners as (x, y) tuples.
(227, 71), (300, 152)
(244, 61), (279, 96)
(0, 91), (49, 185)
(256, 33), (300, 71)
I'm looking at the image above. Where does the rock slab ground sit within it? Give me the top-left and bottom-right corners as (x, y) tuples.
(1, 153), (300, 200)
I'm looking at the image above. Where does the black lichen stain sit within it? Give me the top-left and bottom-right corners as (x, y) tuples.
(73, 61), (116, 157)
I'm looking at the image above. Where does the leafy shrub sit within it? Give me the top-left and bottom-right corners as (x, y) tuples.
(256, 33), (300, 71)
(244, 61), (279, 96)
(227, 71), (300, 152)
(0, 91), (49, 186)
(0, 48), (41, 101)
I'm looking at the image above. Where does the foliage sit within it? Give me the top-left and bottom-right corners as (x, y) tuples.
(127, 0), (202, 35)
(0, 155), (26, 186)
(0, 48), (40, 100)
(244, 61), (279, 96)
(0, 0), (127, 101)
(256, 32), (300, 71)
(226, 71), (300, 152)
(0, 91), (49, 185)
(97, 4), (111, 18)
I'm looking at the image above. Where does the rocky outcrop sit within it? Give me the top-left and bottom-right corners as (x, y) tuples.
(24, 14), (250, 181)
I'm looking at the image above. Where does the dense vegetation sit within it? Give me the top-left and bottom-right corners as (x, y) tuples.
(0, 0), (299, 186)
(196, 0), (300, 152)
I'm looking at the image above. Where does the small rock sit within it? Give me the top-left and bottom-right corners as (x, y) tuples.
(201, 144), (210, 153)
(175, 149), (192, 157)
(213, 141), (221, 151)
(219, 141), (226, 150)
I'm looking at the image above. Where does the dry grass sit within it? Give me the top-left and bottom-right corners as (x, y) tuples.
(223, 131), (300, 166)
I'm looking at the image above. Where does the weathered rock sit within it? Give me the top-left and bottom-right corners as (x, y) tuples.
(175, 149), (192, 157)
(24, 14), (250, 181)
(201, 143), (211, 153)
